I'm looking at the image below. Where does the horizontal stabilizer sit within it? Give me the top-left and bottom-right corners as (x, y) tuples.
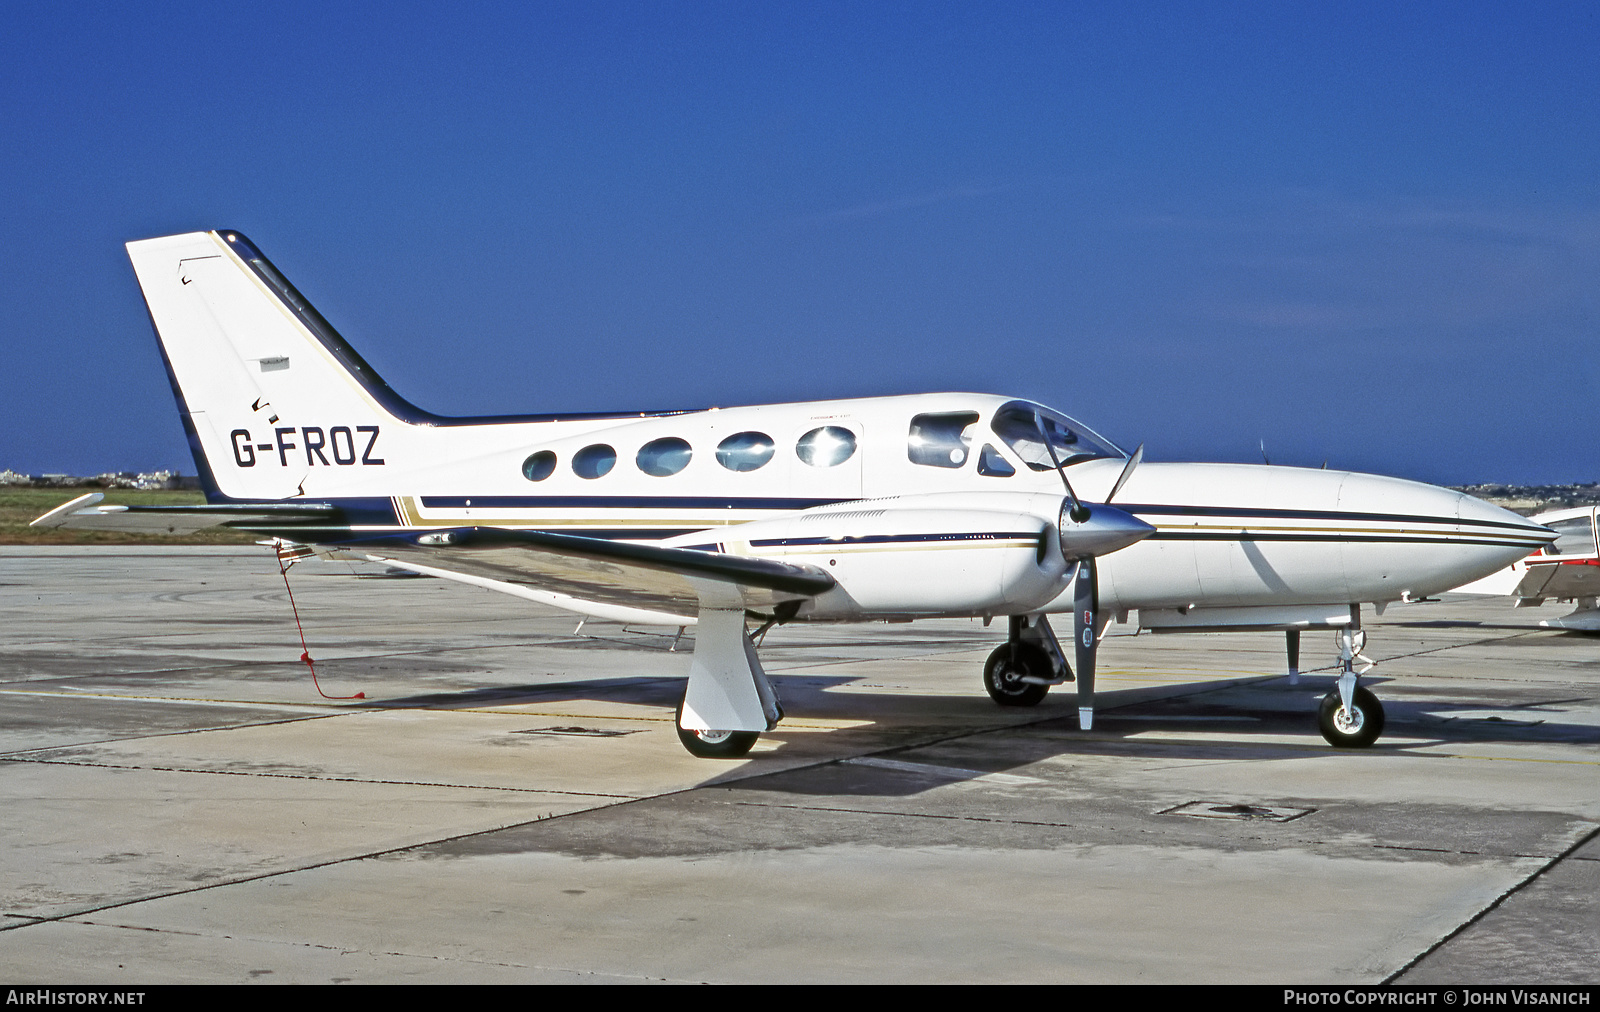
(32, 493), (338, 535)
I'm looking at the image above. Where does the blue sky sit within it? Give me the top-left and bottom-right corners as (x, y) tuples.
(2, 2), (1595, 485)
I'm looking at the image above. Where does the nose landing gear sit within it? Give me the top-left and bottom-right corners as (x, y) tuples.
(1317, 622), (1385, 748)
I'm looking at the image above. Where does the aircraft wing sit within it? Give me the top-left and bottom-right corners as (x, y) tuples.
(346, 528), (834, 618)
(32, 494), (833, 619)
(1505, 556), (1600, 602)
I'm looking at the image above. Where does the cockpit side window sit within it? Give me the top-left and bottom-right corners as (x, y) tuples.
(908, 411), (980, 468)
(977, 444), (1016, 477)
(990, 402), (1122, 471)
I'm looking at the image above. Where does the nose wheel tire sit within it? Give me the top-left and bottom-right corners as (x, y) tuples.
(674, 703), (759, 758)
(1318, 686), (1385, 748)
(983, 643), (1051, 707)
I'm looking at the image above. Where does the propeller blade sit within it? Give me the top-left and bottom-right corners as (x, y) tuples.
(1035, 410), (1088, 522)
(1106, 443), (1143, 505)
(1075, 557), (1098, 730)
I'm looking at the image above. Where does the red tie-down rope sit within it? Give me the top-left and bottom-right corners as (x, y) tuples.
(275, 544), (365, 700)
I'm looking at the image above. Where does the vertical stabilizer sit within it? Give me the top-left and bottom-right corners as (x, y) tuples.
(128, 230), (400, 501)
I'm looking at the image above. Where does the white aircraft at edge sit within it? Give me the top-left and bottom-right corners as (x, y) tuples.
(35, 230), (1556, 757)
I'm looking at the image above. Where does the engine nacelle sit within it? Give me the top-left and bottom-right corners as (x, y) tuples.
(671, 493), (1073, 620)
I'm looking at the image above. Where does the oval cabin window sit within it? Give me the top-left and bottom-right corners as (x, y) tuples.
(572, 444), (617, 479)
(715, 432), (775, 472)
(521, 451), (557, 482)
(636, 437), (693, 477)
(796, 426), (857, 468)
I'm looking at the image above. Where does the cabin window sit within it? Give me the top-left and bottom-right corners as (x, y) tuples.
(572, 444), (617, 479)
(716, 432), (775, 472)
(796, 426), (856, 468)
(637, 437), (693, 477)
(990, 402), (1122, 471)
(977, 444), (1016, 477)
(908, 411), (979, 468)
(521, 451), (557, 482)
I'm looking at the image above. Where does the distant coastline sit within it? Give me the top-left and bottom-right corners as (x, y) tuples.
(1453, 483), (1600, 515)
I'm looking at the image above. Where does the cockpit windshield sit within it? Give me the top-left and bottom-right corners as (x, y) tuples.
(990, 402), (1124, 471)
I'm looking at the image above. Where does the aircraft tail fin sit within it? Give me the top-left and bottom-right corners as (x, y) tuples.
(127, 230), (415, 502)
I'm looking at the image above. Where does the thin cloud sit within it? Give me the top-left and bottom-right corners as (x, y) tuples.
(1131, 190), (1600, 332)
(792, 181), (1017, 226)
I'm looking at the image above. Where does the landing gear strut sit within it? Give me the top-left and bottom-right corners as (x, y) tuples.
(1317, 613), (1385, 748)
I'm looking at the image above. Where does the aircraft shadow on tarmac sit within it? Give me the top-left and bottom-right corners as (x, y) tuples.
(736, 677), (1600, 800)
(348, 668), (1596, 799)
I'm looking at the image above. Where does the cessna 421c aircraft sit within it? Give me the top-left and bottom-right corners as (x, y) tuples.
(35, 230), (1555, 757)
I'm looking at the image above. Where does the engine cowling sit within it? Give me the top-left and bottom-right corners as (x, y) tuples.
(672, 493), (1075, 620)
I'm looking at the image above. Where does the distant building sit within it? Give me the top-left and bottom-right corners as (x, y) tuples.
(2, 470), (188, 490)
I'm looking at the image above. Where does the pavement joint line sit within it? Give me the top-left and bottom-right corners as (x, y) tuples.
(0, 756), (642, 797)
(842, 756), (1044, 784)
(0, 688), (355, 712)
(1435, 753), (1600, 766)
(1, 636), (688, 679)
(725, 798), (1110, 829)
(1384, 821), (1600, 984)
(58, 917), (695, 983)
(0, 714), (342, 758)
(1365, 629), (1554, 663)
(0, 798), (656, 936)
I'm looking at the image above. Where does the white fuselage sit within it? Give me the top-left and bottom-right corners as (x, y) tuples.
(250, 392), (1545, 623)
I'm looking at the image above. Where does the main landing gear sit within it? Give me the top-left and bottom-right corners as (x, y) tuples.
(675, 701), (761, 758)
(983, 615), (1072, 708)
(673, 605), (780, 759)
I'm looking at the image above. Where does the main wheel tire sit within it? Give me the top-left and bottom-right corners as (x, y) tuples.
(1318, 686), (1385, 748)
(983, 643), (1051, 707)
(675, 702), (759, 758)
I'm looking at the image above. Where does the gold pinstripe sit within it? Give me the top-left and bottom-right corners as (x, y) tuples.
(388, 498), (1544, 547)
